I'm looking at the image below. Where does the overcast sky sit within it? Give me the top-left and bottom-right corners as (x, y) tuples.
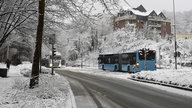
(120, 0), (192, 12)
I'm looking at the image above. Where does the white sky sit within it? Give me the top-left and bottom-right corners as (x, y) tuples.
(120, 0), (192, 12)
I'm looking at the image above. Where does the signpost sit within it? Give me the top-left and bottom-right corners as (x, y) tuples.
(49, 34), (56, 75)
(49, 34), (56, 44)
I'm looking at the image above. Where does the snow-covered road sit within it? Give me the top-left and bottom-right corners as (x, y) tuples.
(57, 69), (192, 108)
(60, 66), (192, 98)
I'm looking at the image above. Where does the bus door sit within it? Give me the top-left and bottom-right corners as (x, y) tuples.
(118, 54), (122, 71)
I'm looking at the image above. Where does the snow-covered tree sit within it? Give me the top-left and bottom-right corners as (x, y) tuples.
(0, 0), (37, 47)
(164, 10), (192, 34)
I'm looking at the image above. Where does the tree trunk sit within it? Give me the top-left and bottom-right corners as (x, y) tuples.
(29, 0), (45, 88)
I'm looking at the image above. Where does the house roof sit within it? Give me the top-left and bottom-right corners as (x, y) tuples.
(128, 8), (151, 16)
(133, 5), (147, 12)
(120, 5), (167, 18)
(149, 10), (157, 16)
(120, 4), (148, 16)
(158, 12), (167, 19)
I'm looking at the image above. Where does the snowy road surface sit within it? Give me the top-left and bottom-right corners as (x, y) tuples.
(57, 69), (192, 108)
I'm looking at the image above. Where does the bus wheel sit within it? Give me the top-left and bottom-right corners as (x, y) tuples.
(102, 65), (105, 70)
(127, 66), (130, 73)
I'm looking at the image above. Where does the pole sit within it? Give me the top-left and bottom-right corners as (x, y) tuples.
(159, 47), (161, 68)
(6, 43), (9, 59)
(79, 35), (83, 68)
(145, 49), (147, 70)
(173, 0), (177, 69)
(51, 43), (54, 75)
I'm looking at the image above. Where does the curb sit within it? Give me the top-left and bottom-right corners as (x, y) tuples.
(69, 88), (77, 108)
(128, 78), (192, 92)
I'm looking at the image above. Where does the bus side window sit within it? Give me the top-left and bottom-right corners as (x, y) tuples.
(104, 57), (107, 63)
(115, 58), (118, 63)
(98, 58), (101, 63)
(108, 58), (111, 64)
(130, 57), (136, 64)
(121, 54), (128, 64)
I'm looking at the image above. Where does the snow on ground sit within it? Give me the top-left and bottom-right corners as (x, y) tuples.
(62, 66), (192, 98)
(1, 61), (192, 108)
(0, 63), (75, 108)
(133, 68), (192, 86)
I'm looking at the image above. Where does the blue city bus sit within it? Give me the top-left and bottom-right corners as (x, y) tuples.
(98, 49), (156, 73)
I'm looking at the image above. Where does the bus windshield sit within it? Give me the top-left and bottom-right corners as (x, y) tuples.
(146, 50), (156, 60)
(139, 50), (156, 60)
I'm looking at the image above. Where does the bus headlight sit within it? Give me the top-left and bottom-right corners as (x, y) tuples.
(136, 62), (139, 68)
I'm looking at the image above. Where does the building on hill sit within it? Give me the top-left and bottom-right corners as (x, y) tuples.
(113, 5), (171, 36)
(177, 34), (192, 39)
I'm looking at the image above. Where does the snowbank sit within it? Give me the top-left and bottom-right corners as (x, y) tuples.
(0, 63), (75, 108)
(132, 68), (192, 87)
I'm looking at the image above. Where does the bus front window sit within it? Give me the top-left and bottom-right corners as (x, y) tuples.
(138, 50), (145, 60)
(146, 50), (156, 60)
(138, 50), (156, 60)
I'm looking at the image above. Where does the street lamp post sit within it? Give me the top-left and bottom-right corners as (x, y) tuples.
(173, 0), (177, 69)
(79, 35), (83, 68)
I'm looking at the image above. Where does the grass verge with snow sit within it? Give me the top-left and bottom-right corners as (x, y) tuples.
(0, 63), (72, 108)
